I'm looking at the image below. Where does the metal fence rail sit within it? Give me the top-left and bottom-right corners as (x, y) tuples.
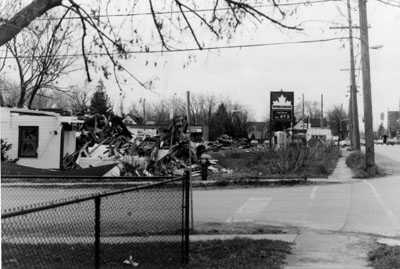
(2, 176), (190, 268)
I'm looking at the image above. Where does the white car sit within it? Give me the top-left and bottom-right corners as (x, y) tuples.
(339, 139), (350, 147)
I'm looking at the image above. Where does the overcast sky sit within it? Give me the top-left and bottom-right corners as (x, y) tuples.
(3, 0), (400, 129)
(97, 0), (399, 129)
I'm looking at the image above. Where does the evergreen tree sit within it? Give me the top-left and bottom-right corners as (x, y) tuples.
(209, 103), (233, 140)
(90, 79), (113, 117)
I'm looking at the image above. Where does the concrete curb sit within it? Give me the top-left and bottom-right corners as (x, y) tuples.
(190, 233), (298, 243)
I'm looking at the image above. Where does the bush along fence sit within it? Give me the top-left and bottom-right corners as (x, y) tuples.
(2, 175), (191, 268)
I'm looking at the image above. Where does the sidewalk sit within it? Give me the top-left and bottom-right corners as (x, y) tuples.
(310, 148), (358, 183)
(285, 149), (374, 268)
(284, 229), (374, 269)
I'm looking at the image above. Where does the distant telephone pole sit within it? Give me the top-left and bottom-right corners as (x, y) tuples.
(320, 94), (323, 128)
(358, 0), (376, 174)
(330, 0), (361, 150)
(347, 0), (361, 150)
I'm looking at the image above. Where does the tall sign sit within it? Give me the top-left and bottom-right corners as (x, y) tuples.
(270, 91), (294, 121)
(270, 90), (295, 145)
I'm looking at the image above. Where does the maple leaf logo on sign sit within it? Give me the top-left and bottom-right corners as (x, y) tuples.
(272, 95), (292, 110)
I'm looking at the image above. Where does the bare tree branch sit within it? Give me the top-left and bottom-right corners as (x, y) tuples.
(176, 0), (220, 37)
(149, 0), (171, 50)
(175, 1), (203, 50)
(225, 0), (303, 30)
(68, 2), (91, 82)
(0, 0), (63, 47)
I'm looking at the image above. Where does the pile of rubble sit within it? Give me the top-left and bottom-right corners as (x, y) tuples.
(63, 114), (228, 177)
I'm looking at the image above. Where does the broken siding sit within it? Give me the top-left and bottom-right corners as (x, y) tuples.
(63, 131), (76, 156)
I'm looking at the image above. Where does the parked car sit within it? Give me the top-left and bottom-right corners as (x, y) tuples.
(339, 138), (350, 147)
(374, 139), (384, 145)
(387, 138), (396, 145)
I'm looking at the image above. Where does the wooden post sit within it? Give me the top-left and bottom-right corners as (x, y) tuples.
(347, 0), (360, 150)
(358, 0), (376, 174)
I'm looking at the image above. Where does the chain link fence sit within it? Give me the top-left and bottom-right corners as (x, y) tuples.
(2, 176), (190, 268)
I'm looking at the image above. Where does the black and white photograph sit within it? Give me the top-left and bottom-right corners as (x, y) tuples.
(1, 0), (400, 268)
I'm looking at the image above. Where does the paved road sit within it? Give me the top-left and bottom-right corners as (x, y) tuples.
(1, 187), (112, 211)
(193, 177), (400, 237)
(194, 145), (400, 237)
(375, 144), (400, 163)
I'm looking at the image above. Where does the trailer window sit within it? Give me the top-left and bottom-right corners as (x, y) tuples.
(19, 126), (39, 158)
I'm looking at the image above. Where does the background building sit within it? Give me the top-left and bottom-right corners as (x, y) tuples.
(387, 111), (400, 138)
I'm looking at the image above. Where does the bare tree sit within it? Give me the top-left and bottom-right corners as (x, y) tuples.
(327, 105), (348, 140)
(146, 101), (171, 123)
(0, 77), (20, 106)
(1, 0), (302, 94)
(295, 100), (322, 120)
(4, 9), (79, 108)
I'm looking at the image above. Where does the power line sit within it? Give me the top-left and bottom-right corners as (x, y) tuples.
(32, 0), (343, 21)
(0, 37), (348, 59)
(376, 0), (400, 8)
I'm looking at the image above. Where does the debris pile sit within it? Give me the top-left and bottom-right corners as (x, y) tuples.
(63, 114), (227, 177)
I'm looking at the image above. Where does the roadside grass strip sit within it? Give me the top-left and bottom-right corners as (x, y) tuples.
(2, 238), (292, 268)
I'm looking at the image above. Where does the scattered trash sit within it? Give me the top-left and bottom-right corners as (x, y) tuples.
(123, 255), (139, 267)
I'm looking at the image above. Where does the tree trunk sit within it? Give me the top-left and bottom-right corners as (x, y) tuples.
(17, 84), (27, 108)
(0, 0), (62, 46)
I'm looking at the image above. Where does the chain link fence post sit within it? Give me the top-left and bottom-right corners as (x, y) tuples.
(94, 195), (101, 269)
(184, 172), (190, 266)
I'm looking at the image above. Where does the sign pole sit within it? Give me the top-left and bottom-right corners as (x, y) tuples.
(186, 91), (193, 230)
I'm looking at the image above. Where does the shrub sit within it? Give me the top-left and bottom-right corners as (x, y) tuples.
(346, 151), (370, 178)
(1, 139), (13, 162)
(210, 145), (340, 178)
(369, 245), (400, 269)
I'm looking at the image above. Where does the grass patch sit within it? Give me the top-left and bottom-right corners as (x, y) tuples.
(2, 238), (292, 269)
(210, 146), (340, 180)
(189, 238), (291, 269)
(2, 242), (182, 269)
(368, 244), (400, 269)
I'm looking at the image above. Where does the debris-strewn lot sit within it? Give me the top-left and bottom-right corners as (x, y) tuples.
(2, 113), (341, 183)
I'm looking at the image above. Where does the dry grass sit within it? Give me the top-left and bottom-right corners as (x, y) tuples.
(210, 145), (340, 180)
(368, 244), (400, 269)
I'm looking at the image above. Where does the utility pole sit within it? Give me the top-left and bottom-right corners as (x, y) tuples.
(320, 94), (323, 128)
(348, 92), (354, 147)
(347, 0), (361, 150)
(330, 0), (362, 150)
(141, 98), (146, 124)
(340, 103), (344, 140)
(358, 0), (376, 174)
